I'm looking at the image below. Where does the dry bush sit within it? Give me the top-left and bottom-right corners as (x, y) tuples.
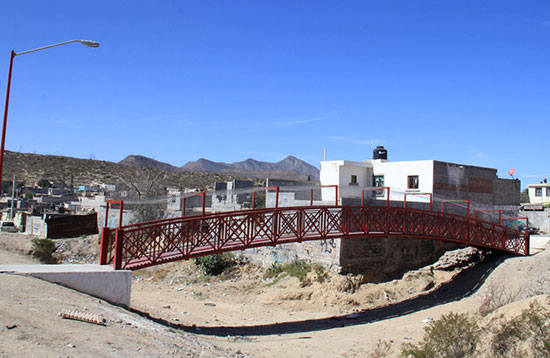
(31, 238), (58, 264)
(490, 296), (550, 358)
(479, 282), (522, 317)
(367, 340), (393, 358)
(402, 312), (480, 358)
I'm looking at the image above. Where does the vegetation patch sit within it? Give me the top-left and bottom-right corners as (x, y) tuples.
(194, 253), (235, 276)
(31, 238), (58, 264)
(264, 260), (329, 287)
(402, 312), (480, 358)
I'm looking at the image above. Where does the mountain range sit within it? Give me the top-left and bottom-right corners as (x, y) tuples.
(119, 155), (320, 180)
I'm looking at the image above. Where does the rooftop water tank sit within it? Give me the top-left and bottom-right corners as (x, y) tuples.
(373, 146), (388, 160)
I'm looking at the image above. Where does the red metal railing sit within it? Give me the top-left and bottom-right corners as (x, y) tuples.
(474, 209), (502, 225)
(100, 204), (529, 270)
(99, 200), (124, 265)
(310, 185), (338, 206)
(404, 192), (433, 211)
(182, 191), (206, 217)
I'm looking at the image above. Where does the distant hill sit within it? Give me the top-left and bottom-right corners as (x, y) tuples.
(117, 154), (320, 181)
(181, 158), (232, 173)
(119, 155), (180, 173)
(3, 151), (238, 190)
(181, 155), (320, 180)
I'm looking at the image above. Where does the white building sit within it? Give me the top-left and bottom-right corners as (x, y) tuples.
(320, 146), (520, 212)
(527, 182), (550, 204)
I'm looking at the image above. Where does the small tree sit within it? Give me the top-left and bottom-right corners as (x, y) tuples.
(24, 191), (34, 199)
(37, 179), (50, 188)
(195, 253), (234, 276)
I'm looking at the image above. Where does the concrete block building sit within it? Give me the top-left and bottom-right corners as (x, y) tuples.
(320, 146), (520, 211)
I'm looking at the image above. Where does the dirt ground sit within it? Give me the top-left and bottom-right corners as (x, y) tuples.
(0, 233), (549, 357)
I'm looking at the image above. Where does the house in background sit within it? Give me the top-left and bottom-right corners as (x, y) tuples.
(520, 180), (550, 234)
(527, 180), (550, 204)
(320, 146), (520, 213)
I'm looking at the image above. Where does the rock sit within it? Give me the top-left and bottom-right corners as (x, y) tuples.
(421, 316), (434, 324)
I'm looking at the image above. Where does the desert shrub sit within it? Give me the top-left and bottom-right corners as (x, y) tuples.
(402, 312), (479, 358)
(265, 263), (284, 279)
(195, 253), (234, 276)
(284, 260), (311, 282)
(490, 297), (550, 358)
(313, 264), (329, 283)
(31, 238), (58, 264)
(479, 282), (522, 317)
(368, 340), (393, 358)
(264, 260), (313, 286)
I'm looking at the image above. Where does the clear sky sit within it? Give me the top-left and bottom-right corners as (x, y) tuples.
(1, 1), (548, 187)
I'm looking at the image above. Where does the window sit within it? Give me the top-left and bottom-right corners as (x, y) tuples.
(373, 175), (384, 197)
(547, 187), (550, 197)
(373, 175), (384, 187)
(349, 175), (358, 186)
(408, 175), (419, 190)
(535, 188), (542, 197)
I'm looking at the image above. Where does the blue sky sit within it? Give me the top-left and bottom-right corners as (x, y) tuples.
(1, 1), (548, 186)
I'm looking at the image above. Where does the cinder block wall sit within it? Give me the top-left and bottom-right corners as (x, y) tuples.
(338, 237), (458, 282)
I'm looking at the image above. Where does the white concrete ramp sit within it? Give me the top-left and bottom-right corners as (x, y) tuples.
(0, 264), (131, 307)
(530, 235), (550, 255)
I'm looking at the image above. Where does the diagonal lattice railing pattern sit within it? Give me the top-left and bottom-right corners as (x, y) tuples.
(100, 205), (529, 270)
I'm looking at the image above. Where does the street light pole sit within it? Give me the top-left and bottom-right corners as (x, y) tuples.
(0, 39), (99, 193)
(0, 50), (15, 194)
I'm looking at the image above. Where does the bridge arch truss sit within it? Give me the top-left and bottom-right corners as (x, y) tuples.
(100, 204), (529, 270)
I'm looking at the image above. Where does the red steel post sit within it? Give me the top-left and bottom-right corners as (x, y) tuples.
(252, 191), (255, 209)
(441, 200), (470, 217)
(104, 203), (110, 228)
(473, 209), (502, 225)
(310, 188), (313, 206)
(99, 227), (110, 265)
(105, 200), (124, 228)
(118, 201), (124, 228)
(113, 228), (124, 270)
(404, 192), (433, 211)
(181, 192), (205, 217)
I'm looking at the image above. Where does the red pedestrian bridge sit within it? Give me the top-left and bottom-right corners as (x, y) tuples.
(99, 187), (529, 270)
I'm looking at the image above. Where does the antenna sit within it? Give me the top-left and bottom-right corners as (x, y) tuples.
(324, 148), (327, 161)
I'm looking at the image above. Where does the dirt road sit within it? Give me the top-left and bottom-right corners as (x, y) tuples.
(1, 233), (549, 357)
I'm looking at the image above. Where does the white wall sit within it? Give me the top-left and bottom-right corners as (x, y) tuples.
(320, 159), (434, 204)
(528, 184), (550, 204)
(320, 160), (372, 203)
(372, 160), (434, 202)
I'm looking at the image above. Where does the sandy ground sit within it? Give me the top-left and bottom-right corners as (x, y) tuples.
(0, 233), (549, 357)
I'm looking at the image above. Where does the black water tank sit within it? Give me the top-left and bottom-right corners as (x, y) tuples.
(373, 146), (388, 160)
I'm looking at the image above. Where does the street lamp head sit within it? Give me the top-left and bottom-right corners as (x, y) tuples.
(79, 40), (100, 48)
